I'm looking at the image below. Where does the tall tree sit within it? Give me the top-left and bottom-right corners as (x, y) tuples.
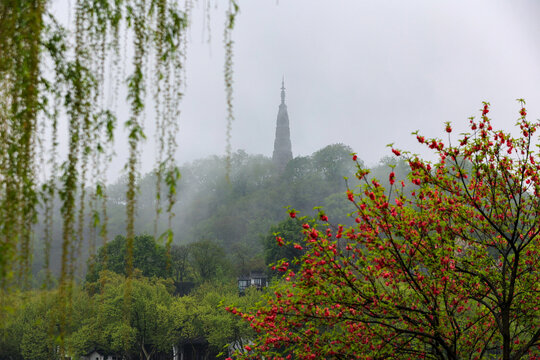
(263, 217), (310, 278)
(86, 234), (170, 283)
(231, 103), (540, 360)
(72, 271), (176, 360)
(189, 239), (232, 283)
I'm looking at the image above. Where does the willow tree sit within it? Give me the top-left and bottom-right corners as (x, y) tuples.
(0, 0), (237, 332)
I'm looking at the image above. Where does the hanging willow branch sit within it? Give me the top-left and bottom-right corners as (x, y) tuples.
(0, 1), (239, 351)
(152, 0), (187, 249)
(0, 0), (46, 292)
(224, 0), (238, 181)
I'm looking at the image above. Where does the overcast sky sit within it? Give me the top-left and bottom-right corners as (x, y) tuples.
(55, 0), (540, 179)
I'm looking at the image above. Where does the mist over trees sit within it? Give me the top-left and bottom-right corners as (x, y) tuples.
(36, 143), (410, 280)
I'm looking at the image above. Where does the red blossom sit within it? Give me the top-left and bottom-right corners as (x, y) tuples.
(389, 172), (395, 185)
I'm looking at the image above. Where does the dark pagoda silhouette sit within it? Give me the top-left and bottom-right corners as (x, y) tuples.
(272, 79), (293, 171)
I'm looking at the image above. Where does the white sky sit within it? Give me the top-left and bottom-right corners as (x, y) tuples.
(53, 0), (540, 180)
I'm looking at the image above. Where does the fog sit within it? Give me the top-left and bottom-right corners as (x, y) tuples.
(54, 0), (540, 180)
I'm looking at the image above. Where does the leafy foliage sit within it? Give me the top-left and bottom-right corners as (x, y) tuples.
(264, 217), (311, 278)
(86, 234), (170, 283)
(0, 271), (261, 360)
(189, 239), (233, 283)
(76, 271), (176, 359)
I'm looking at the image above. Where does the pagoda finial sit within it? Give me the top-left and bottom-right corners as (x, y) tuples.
(281, 77), (286, 104)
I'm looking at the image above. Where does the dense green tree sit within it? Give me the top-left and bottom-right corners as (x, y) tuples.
(263, 217), (311, 277)
(230, 242), (266, 276)
(320, 191), (357, 226)
(170, 244), (192, 284)
(86, 234), (169, 283)
(72, 271), (177, 359)
(0, 289), (78, 360)
(70, 272), (259, 360)
(170, 282), (260, 359)
(188, 239), (232, 283)
(312, 143), (358, 183)
(0, 293), (28, 360)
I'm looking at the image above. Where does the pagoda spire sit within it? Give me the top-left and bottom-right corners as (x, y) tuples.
(281, 77), (286, 104)
(272, 78), (293, 171)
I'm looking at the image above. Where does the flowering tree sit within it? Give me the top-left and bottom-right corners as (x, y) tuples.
(230, 102), (540, 360)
